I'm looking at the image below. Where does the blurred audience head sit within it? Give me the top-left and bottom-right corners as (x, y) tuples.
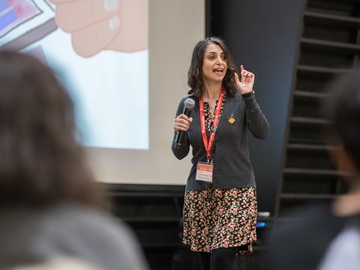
(324, 70), (360, 177)
(0, 51), (102, 208)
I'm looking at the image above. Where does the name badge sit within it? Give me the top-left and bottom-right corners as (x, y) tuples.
(195, 161), (213, 182)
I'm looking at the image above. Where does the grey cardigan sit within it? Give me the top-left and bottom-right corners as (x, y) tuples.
(0, 203), (149, 270)
(172, 91), (269, 191)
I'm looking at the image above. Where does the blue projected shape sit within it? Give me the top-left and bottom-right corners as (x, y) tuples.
(0, 9), (17, 31)
(0, 0), (11, 13)
(0, 0), (42, 41)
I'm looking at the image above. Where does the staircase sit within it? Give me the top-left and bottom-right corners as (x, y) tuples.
(276, 0), (360, 217)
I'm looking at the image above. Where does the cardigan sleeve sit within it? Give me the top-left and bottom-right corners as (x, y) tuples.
(171, 97), (190, 160)
(243, 94), (269, 139)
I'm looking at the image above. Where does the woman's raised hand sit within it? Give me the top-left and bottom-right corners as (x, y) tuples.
(174, 114), (193, 132)
(235, 65), (255, 95)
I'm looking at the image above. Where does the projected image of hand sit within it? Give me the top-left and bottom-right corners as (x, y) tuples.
(49, 0), (148, 58)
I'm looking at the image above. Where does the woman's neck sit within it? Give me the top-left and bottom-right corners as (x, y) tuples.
(202, 82), (222, 100)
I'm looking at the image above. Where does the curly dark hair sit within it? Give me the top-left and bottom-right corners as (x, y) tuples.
(0, 51), (104, 208)
(187, 37), (238, 97)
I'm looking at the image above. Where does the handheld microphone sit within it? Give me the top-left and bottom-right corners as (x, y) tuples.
(175, 98), (195, 149)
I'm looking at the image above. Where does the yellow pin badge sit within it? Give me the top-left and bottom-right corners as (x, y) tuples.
(228, 114), (235, 124)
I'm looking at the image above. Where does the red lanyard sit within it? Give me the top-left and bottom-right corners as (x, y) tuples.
(199, 89), (225, 162)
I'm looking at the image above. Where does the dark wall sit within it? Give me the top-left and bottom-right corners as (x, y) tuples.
(209, 0), (305, 215)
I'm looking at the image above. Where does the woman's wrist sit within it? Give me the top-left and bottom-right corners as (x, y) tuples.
(241, 90), (255, 100)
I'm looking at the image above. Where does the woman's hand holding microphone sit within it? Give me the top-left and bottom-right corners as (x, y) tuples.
(174, 115), (193, 132)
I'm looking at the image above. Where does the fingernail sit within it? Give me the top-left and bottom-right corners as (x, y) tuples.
(109, 15), (120, 30)
(104, 0), (119, 12)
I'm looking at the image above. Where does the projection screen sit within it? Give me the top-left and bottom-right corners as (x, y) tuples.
(0, 0), (205, 185)
(87, 0), (205, 185)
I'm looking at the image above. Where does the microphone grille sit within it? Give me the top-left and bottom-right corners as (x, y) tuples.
(184, 98), (195, 109)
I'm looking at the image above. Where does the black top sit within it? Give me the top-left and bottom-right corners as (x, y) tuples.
(172, 91), (269, 191)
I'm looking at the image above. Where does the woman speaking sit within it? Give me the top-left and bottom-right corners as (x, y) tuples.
(172, 37), (269, 270)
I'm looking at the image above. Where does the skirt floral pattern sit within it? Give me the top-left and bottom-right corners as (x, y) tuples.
(183, 183), (257, 255)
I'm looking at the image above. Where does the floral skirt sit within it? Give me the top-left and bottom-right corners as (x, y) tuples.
(183, 183), (257, 255)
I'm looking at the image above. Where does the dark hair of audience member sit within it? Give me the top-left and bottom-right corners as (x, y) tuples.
(187, 36), (238, 98)
(0, 51), (104, 208)
(323, 70), (360, 172)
